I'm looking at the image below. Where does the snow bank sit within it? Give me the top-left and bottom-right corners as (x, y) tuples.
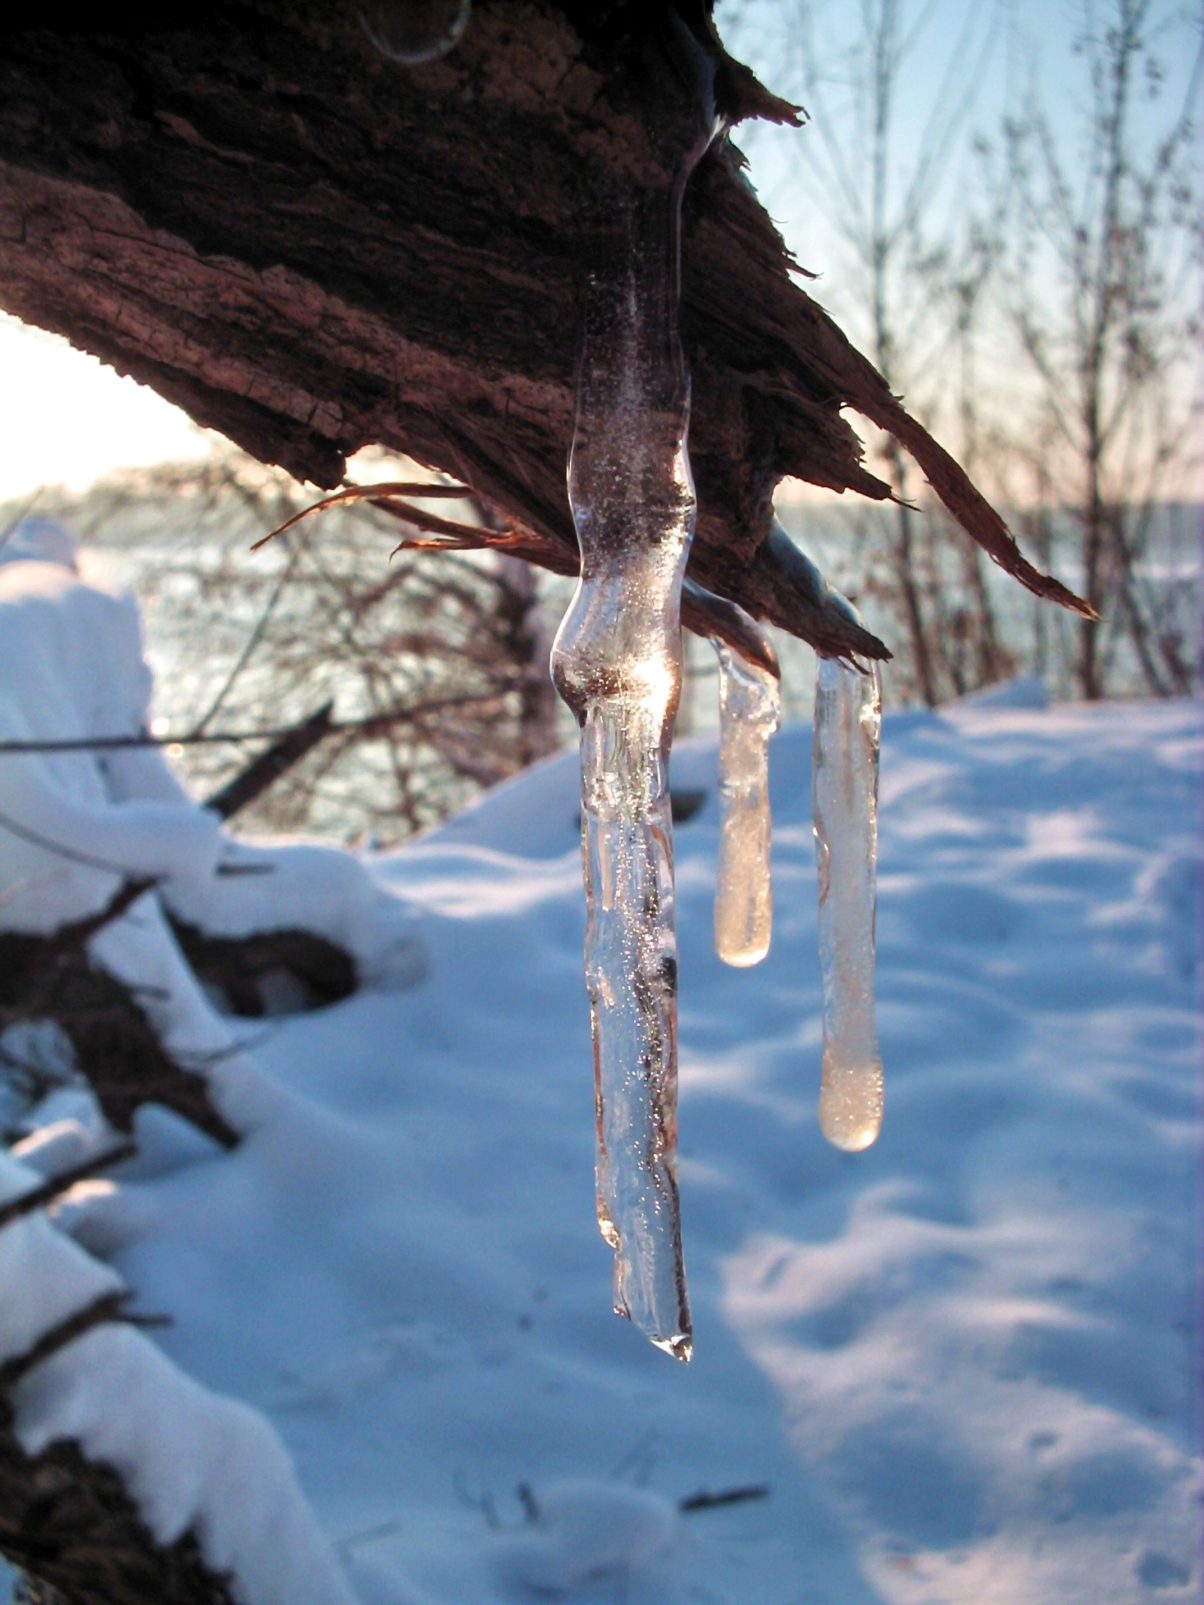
(5, 683), (1199, 1604)
(0, 1151), (358, 1605)
(492, 1479), (679, 1593)
(0, 554), (220, 932)
(0, 519), (423, 989)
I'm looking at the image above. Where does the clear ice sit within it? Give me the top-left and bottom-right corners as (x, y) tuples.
(712, 639), (780, 968)
(359, 0), (471, 63)
(812, 657), (885, 1152)
(550, 101), (717, 1362)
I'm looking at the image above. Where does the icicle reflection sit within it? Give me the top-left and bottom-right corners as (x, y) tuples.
(712, 640), (779, 967)
(551, 80), (719, 1357)
(812, 658), (884, 1152)
(360, 0), (471, 63)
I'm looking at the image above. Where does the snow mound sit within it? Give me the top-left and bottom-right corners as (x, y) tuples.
(5, 694), (1200, 1604)
(0, 1152), (357, 1605)
(493, 1480), (678, 1593)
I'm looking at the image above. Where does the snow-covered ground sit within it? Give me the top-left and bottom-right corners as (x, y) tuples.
(4, 686), (1200, 1604)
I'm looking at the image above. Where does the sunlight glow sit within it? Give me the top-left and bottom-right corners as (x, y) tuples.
(0, 314), (214, 503)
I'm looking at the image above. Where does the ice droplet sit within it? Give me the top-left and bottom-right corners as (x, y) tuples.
(551, 84), (718, 1360)
(712, 638), (779, 967)
(812, 657), (884, 1152)
(360, 0), (471, 64)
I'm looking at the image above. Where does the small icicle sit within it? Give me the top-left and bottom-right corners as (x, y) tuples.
(550, 48), (718, 1361)
(812, 657), (884, 1152)
(711, 638), (780, 968)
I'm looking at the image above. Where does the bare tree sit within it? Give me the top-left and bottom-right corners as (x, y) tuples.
(989, 0), (1202, 698)
(58, 452), (565, 842)
(723, 0), (1013, 705)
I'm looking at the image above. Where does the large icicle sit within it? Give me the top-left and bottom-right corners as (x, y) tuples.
(712, 637), (780, 968)
(550, 67), (717, 1363)
(812, 657), (884, 1152)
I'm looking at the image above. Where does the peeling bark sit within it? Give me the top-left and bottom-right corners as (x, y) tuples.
(0, 1), (1090, 657)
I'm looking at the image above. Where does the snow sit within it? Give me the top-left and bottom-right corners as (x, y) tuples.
(0, 522), (424, 1141)
(492, 1479), (679, 1594)
(0, 1153), (358, 1605)
(0, 554), (223, 930)
(2, 544), (1199, 1603)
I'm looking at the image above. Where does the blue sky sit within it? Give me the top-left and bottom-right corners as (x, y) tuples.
(720, 0), (1201, 332)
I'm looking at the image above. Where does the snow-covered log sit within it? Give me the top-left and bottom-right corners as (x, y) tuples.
(0, 934), (240, 1149)
(0, 526), (425, 1146)
(0, 1151), (358, 1605)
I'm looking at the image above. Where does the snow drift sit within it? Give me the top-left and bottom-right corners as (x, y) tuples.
(3, 660), (1197, 1602)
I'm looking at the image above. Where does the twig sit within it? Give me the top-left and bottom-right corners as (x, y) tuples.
(334, 1518), (404, 1558)
(249, 480), (479, 551)
(0, 696), (530, 755)
(452, 1469), (501, 1531)
(0, 1291), (136, 1392)
(0, 729), (319, 754)
(0, 1142), (138, 1232)
(678, 1484), (770, 1515)
(0, 489), (44, 553)
(202, 701), (335, 819)
(189, 531), (305, 736)
(1, 702), (337, 986)
(0, 805), (158, 879)
(38, 879), (158, 971)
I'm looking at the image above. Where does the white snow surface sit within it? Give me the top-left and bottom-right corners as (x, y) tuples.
(0, 1153), (358, 1605)
(4, 686), (1200, 1603)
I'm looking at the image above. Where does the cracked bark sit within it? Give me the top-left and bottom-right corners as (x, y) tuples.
(0, 1), (1090, 662)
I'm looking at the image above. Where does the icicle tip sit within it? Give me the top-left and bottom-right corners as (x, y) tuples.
(649, 1330), (694, 1364)
(818, 1064), (884, 1153)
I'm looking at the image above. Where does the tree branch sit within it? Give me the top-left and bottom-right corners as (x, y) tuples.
(0, 0), (1088, 643)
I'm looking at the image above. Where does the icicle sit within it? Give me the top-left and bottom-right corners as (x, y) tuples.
(550, 53), (718, 1362)
(711, 638), (780, 968)
(812, 657), (884, 1152)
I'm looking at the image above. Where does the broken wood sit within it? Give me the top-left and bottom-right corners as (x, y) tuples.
(0, 2), (1091, 661)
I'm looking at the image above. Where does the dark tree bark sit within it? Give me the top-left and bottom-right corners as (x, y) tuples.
(0, 1), (1090, 663)
(167, 919), (358, 1016)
